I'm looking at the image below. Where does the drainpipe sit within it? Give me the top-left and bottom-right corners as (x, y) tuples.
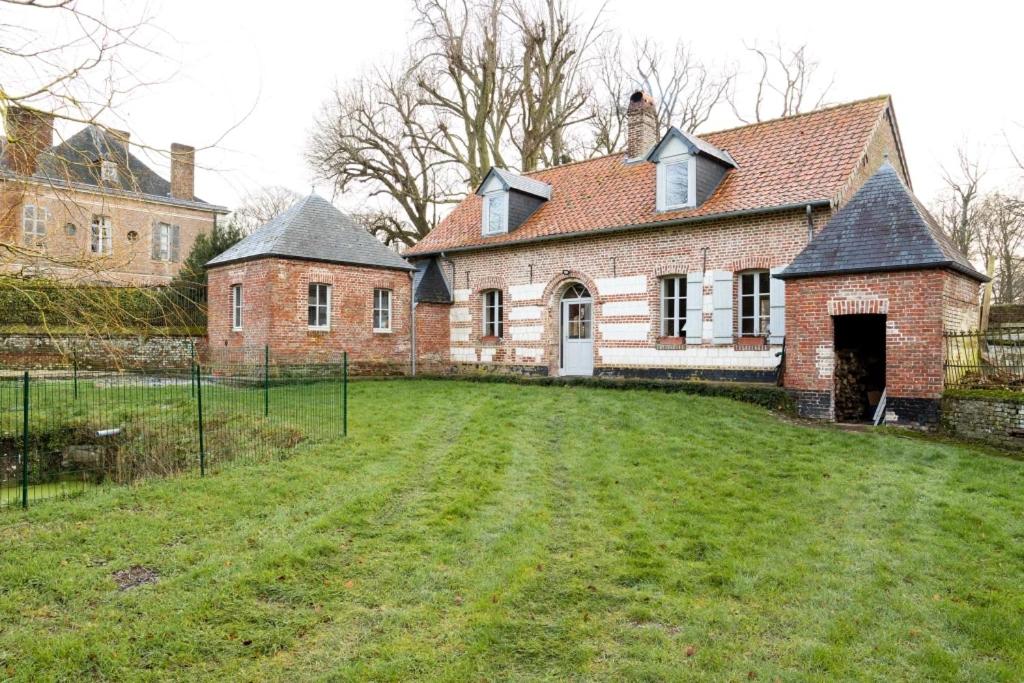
(409, 270), (417, 377)
(806, 204), (815, 242)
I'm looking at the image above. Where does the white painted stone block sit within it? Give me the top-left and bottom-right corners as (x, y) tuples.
(602, 300), (649, 317)
(479, 348), (495, 363)
(453, 288), (470, 303)
(599, 322), (649, 341)
(510, 325), (543, 342)
(451, 347), (477, 362)
(510, 283), (545, 301)
(509, 305), (543, 321)
(595, 275), (646, 296)
(450, 307), (470, 323)
(515, 347), (544, 361)
(450, 328), (470, 343)
(598, 346), (778, 369)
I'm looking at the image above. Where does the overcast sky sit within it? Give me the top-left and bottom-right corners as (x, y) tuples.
(43, 0), (1024, 212)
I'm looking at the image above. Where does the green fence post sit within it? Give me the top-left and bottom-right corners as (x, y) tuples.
(190, 340), (196, 398)
(72, 349), (78, 400)
(343, 352), (348, 437)
(21, 371), (29, 509)
(196, 363), (206, 477)
(264, 344), (269, 417)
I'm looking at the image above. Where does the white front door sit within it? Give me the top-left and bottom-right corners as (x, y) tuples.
(561, 294), (594, 376)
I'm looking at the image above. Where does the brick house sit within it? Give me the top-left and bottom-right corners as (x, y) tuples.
(403, 92), (985, 425)
(206, 194), (416, 369)
(1, 106), (225, 285)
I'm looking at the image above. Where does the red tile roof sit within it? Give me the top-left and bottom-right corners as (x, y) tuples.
(405, 96), (894, 256)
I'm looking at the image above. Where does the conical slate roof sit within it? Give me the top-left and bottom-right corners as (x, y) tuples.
(207, 194), (413, 271)
(778, 162), (987, 282)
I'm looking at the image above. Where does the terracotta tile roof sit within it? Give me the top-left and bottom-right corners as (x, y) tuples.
(406, 96), (894, 256)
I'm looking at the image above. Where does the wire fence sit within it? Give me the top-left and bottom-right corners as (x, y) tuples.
(0, 349), (348, 509)
(944, 328), (1024, 388)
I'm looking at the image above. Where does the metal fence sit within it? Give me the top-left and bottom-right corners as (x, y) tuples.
(944, 328), (1024, 388)
(0, 350), (348, 509)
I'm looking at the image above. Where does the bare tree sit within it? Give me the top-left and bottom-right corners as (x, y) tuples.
(729, 41), (833, 123)
(977, 193), (1024, 304)
(308, 64), (461, 247)
(230, 186), (301, 234)
(933, 147), (985, 260)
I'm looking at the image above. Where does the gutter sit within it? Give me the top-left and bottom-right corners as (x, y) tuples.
(205, 253), (415, 272)
(775, 260), (990, 283)
(407, 199), (832, 258)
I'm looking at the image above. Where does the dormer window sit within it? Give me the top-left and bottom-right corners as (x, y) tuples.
(661, 156), (694, 209)
(100, 160), (118, 184)
(482, 190), (508, 235)
(647, 126), (736, 213)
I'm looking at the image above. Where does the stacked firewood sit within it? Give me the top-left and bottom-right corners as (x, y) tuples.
(834, 349), (869, 420)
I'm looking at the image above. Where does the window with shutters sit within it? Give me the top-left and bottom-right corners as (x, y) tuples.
(90, 215), (112, 254)
(151, 223), (180, 262)
(482, 289), (503, 338)
(660, 276), (686, 337)
(308, 283), (331, 330)
(231, 284), (243, 330)
(372, 288), (391, 332)
(740, 270), (771, 337)
(22, 204), (47, 246)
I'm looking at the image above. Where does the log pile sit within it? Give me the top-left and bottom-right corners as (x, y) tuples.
(834, 349), (869, 421)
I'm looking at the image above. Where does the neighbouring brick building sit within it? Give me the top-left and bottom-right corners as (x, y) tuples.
(1, 106), (226, 285)
(206, 194), (416, 370)
(402, 92), (986, 425)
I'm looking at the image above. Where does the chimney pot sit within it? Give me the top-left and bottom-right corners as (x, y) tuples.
(5, 106), (54, 176)
(170, 142), (195, 201)
(626, 90), (658, 159)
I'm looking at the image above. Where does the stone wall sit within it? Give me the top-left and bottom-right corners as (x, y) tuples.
(0, 333), (200, 370)
(942, 392), (1024, 450)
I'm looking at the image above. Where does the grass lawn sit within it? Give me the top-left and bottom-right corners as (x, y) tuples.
(0, 380), (1022, 681)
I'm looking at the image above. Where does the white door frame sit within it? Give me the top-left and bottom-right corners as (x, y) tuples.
(560, 287), (594, 376)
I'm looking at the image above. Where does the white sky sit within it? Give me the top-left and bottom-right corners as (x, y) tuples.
(34, 0), (1024, 211)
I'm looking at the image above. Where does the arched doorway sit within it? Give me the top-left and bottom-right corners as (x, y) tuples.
(560, 283), (593, 376)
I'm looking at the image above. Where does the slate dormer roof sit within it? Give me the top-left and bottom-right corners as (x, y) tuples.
(0, 126), (225, 212)
(644, 126), (737, 167)
(778, 162), (987, 282)
(407, 96), (900, 256)
(207, 193), (414, 271)
(413, 258), (452, 303)
(476, 167), (552, 199)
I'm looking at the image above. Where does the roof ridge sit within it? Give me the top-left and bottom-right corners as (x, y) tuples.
(700, 95), (891, 137)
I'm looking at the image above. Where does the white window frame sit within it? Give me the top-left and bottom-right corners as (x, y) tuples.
(22, 204), (47, 245)
(660, 276), (686, 337)
(308, 283), (331, 331)
(481, 190), (508, 236)
(482, 289), (503, 338)
(100, 160), (119, 184)
(90, 215), (112, 254)
(656, 154), (697, 211)
(231, 284), (243, 331)
(740, 270), (771, 337)
(154, 222), (171, 261)
(373, 288), (392, 333)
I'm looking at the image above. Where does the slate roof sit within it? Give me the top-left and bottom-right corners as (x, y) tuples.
(645, 126), (737, 167)
(413, 258), (452, 303)
(207, 193), (414, 271)
(406, 96), (897, 256)
(476, 167), (552, 199)
(778, 162), (987, 282)
(1, 126), (223, 211)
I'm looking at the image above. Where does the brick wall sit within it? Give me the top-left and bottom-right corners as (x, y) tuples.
(784, 269), (980, 424)
(207, 257), (413, 372)
(414, 302), (451, 372)
(0, 181), (218, 285)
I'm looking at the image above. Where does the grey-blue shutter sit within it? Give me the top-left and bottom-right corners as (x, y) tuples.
(769, 267), (786, 344)
(170, 225), (180, 262)
(711, 271), (734, 345)
(151, 221), (161, 260)
(685, 272), (703, 344)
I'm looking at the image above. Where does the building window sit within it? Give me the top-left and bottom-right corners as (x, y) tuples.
(100, 160), (119, 184)
(231, 284), (243, 330)
(22, 204), (47, 245)
(152, 223), (179, 262)
(90, 215), (112, 254)
(657, 155), (696, 211)
(740, 270), (771, 337)
(64, 222), (77, 236)
(308, 283), (331, 330)
(482, 191), (507, 235)
(373, 288), (392, 332)
(483, 289), (503, 338)
(661, 276), (686, 337)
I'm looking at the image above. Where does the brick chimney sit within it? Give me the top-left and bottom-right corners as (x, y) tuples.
(626, 90), (658, 159)
(5, 106), (54, 176)
(170, 143), (194, 201)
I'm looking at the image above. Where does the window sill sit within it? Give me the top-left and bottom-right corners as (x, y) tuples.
(308, 327), (331, 334)
(735, 336), (768, 350)
(373, 328), (392, 335)
(480, 335), (502, 346)
(656, 336), (685, 349)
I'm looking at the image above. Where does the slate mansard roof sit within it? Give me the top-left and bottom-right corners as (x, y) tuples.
(778, 162), (987, 282)
(1, 126), (225, 212)
(207, 193), (414, 271)
(406, 96), (902, 256)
